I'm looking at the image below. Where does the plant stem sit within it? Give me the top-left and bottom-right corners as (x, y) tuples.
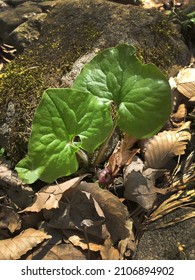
(92, 120), (118, 167)
(76, 149), (89, 168)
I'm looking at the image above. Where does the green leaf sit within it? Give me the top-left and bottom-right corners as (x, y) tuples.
(73, 44), (171, 138)
(186, 11), (195, 19)
(16, 88), (112, 183)
(0, 147), (5, 156)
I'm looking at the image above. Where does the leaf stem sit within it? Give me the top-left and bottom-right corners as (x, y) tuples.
(76, 149), (89, 167)
(92, 120), (118, 167)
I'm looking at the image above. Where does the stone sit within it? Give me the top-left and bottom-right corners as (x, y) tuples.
(0, 1), (42, 41)
(4, 0), (27, 6)
(36, 1), (58, 13)
(0, 0), (10, 11)
(0, 0), (191, 164)
(6, 13), (47, 53)
(133, 208), (195, 259)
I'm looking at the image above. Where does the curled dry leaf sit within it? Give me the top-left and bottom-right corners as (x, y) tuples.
(144, 121), (191, 169)
(0, 228), (51, 260)
(20, 175), (86, 212)
(106, 134), (138, 176)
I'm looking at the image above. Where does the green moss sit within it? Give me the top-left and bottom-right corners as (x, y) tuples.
(125, 9), (189, 76)
(0, 60), (46, 162)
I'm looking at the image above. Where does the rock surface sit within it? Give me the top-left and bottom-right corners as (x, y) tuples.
(0, 1), (42, 40)
(6, 13), (48, 53)
(0, 0), (191, 163)
(0, 0), (57, 45)
(133, 208), (195, 259)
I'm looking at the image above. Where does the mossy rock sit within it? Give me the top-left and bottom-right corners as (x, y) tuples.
(0, 0), (191, 164)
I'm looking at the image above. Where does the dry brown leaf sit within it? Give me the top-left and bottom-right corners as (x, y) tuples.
(176, 68), (195, 99)
(100, 238), (120, 260)
(171, 104), (187, 124)
(42, 181), (134, 257)
(43, 201), (72, 229)
(178, 82), (195, 99)
(0, 164), (22, 188)
(26, 243), (88, 260)
(148, 189), (195, 223)
(124, 156), (158, 210)
(68, 234), (102, 252)
(7, 185), (34, 209)
(0, 206), (21, 233)
(106, 134), (138, 176)
(0, 228), (51, 260)
(21, 175), (86, 212)
(47, 190), (108, 242)
(118, 233), (136, 260)
(22, 212), (44, 228)
(78, 182), (134, 243)
(69, 190), (105, 230)
(144, 121), (191, 169)
(150, 211), (195, 229)
(170, 68), (195, 99)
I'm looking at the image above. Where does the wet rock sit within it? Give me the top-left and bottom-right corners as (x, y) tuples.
(133, 208), (195, 259)
(0, 0), (191, 163)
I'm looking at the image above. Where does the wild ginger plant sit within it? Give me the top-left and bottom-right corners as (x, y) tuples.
(16, 44), (172, 184)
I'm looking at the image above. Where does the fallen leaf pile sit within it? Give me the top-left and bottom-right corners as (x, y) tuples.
(0, 62), (195, 260)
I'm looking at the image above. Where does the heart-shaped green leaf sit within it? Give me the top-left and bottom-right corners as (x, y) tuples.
(73, 44), (172, 138)
(16, 88), (113, 183)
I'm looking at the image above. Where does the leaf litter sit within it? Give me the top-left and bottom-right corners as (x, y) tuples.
(0, 61), (195, 260)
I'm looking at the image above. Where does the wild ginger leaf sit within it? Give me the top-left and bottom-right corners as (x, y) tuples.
(16, 88), (112, 183)
(73, 44), (172, 138)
